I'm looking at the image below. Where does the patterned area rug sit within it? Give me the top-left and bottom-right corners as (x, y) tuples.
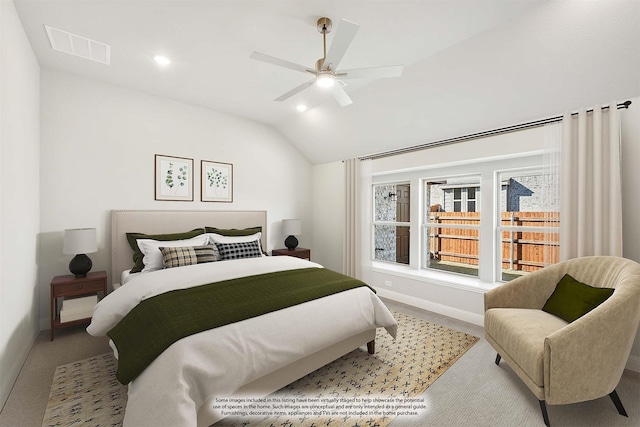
(42, 311), (478, 427)
(42, 352), (126, 427)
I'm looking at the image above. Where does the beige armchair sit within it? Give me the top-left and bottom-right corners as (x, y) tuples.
(484, 256), (640, 426)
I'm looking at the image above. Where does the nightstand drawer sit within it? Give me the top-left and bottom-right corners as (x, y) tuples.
(54, 280), (104, 296)
(272, 247), (310, 260)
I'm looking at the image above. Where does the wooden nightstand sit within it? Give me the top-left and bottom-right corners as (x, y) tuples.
(272, 247), (311, 260)
(50, 271), (107, 341)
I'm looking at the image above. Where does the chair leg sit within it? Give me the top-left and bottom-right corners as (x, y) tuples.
(539, 400), (551, 427)
(609, 390), (628, 417)
(495, 353), (501, 365)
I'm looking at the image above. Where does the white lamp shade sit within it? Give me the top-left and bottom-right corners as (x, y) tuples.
(282, 219), (302, 236)
(63, 228), (97, 254)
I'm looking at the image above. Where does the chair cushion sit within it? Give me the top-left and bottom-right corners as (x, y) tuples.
(542, 274), (614, 322)
(485, 308), (568, 386)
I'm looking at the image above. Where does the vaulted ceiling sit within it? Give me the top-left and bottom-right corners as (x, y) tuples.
(14, 0), (640, 164)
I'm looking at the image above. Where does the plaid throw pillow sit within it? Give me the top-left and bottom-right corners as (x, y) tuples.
(159, 245), (218, 269)
(215, 240), (262, 260)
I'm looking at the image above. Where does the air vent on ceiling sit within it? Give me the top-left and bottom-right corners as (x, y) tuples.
(45, 25), (110, 65)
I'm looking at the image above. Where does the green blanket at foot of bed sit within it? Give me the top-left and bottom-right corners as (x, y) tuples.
(107, 267), (373, 384)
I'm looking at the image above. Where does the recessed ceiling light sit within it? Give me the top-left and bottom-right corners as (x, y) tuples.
(296, 104), (308, 112)
(153, 55), (171, 65)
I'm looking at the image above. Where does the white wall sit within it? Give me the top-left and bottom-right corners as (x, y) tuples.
(312, 99), (640, 369)
(38, 69), (313, 328)
(621, 97), (640, 362)
(0, 0), (41, 409)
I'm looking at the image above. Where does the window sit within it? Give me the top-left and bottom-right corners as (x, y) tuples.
(498, 168), (559, 281)
(424, 177), (481, 277)
(453, 188), (462, 212)
(467, 187), (477, 212)
(371, 151), (560, 285)
(444, 186), (478, 213)
(373, 183), (410, 265)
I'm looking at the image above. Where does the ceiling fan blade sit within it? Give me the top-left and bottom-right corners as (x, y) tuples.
(330, 84), (353, 107)
(322, 19), (359, 71)
(274, 78), (316, 102)
(250, 51), (316, 75)
(338, 65), (404, 80)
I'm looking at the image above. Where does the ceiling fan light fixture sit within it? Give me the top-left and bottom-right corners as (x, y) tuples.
(153, 55), (171, 66)
(250, 17), (402, 107)
(316, 73), (335, 88)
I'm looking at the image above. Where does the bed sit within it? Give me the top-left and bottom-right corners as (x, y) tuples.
(87, 209), (397, 427)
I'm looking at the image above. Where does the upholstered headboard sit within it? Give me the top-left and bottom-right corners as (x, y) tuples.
(111, 210), (267, 282)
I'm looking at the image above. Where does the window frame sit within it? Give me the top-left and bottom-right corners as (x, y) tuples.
(370, 151), (552, 287)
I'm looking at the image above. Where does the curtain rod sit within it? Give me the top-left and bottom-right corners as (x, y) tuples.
(358, 100), (632, 161)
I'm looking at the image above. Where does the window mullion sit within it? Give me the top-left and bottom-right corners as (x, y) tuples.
(478, 171), (495, 283)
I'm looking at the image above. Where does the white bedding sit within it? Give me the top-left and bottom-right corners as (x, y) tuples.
(117, 269), (138, 288)
(87, 256), (397, 427)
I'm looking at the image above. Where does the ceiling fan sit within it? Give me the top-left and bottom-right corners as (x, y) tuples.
(250, 17), (403, 107)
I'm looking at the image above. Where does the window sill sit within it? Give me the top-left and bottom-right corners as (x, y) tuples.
(371, 261), (499, 294)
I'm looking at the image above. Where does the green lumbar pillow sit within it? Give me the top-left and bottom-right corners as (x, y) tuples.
(542, 274), (614, 322)
(204, 226), (261, 236)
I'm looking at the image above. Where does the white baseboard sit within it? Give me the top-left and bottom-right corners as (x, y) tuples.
(626, 354), (640, 373)
(40, 316), (50, 331)
(0, 327), (38, 410)
(374, 287), (485, 327)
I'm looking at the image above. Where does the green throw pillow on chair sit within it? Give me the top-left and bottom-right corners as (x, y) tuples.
(542, 274), (614, 322)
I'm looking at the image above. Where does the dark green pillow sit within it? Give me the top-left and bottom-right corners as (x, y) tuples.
(126, 228), (205, 273)
(542, 274), (614, 322)
(204, 226), (262, 236)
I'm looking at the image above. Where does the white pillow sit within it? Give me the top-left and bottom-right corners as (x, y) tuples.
(137, 235), (209, 272)
(206, 232), (264, 255)
(206, 231), (261, 244)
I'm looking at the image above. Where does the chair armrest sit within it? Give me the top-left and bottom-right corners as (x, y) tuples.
(484, 264), (565, 311)
(543, 284), (640, 404)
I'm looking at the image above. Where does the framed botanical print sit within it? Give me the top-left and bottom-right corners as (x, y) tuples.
(201, 160), (233, 202)
(154, 154), (194, 201)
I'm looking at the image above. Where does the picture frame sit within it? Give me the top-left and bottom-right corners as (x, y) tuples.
(201, 160), (233, 202)
(154, 154), (194, 201)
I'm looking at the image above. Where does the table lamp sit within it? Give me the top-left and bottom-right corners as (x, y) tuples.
(63, 228), (97, 277)
(282, 219), (302, 250)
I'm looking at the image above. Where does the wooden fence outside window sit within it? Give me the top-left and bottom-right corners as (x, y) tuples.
(427, 212), (560, 272)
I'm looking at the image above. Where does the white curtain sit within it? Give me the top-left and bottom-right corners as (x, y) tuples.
(560, 103), (623, 260)
(343, 158), (372, 279)
(343, 158), (360, 278)
(359, 160), (373, 277)
(542, 122), (562, 267)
